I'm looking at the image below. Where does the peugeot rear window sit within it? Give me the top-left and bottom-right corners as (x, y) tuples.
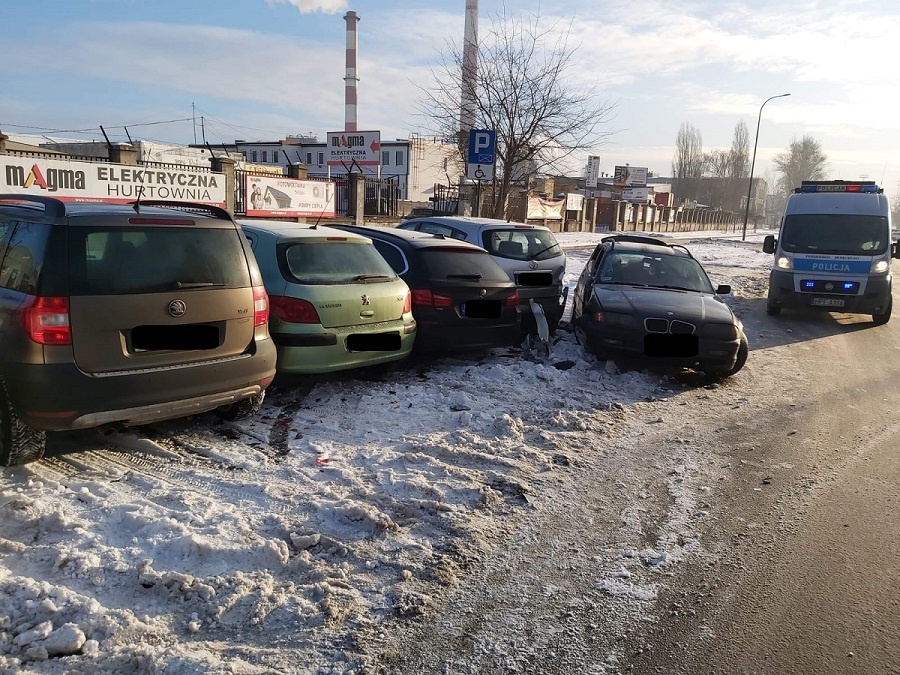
(284, 240), (398, 284)
(67, 227), (251, 295)
(482, 229), (562, 261)
(421, 248), (511, 282)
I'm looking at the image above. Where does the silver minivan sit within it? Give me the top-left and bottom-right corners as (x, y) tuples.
(397, 216), (567, 332)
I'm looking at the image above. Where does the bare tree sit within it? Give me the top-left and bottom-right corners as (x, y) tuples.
(417, 9), (616, 219)
(672, 122), (706, 205)
(773, 135), (828, 198)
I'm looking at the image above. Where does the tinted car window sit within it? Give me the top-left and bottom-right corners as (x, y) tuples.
(67, 227), (251, 295)
(285, 241), (397, 284)
(0, 221), (51, 294)
(370, 239), (408, 275)
(416, 221), (467, 240)
(482, 229), (562, 261)
(421, 248), (512, 281)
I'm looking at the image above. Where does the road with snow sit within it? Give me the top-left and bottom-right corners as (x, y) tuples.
(2, 232), (898, 674)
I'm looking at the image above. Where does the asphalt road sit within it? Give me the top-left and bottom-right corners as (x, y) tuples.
(624, 291), (900, 675)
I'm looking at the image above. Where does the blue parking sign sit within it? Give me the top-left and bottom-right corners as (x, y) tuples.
(467, 129), (496, 165)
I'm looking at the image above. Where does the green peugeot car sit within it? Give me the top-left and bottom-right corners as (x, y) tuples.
(239, 220), (416, 374)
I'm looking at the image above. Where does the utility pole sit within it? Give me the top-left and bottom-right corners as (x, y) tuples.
(192, 103), (197, 144)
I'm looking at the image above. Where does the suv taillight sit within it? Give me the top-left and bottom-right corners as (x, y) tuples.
(20, 296), (71, 345)
(269, 295), (321, 324)
(411, 289), (454, 308)
(506, 290), (520, 306)
(252, 285), (269, 327)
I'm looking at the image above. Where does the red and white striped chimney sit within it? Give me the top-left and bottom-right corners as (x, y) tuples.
(343, 11), (360, 132)
(460, 0), (478, 133)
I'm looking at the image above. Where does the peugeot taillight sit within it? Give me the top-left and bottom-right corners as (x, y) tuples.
(402, 291), (412, 314)
(269, 295), (321, 324)
(20, 296), (71, 345)
(252, 285), (269, 327)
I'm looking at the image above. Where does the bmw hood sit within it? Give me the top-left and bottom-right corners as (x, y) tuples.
(595, 286), (735, 323)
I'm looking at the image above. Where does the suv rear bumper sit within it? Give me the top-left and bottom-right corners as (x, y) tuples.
(5, 341), (276, 431)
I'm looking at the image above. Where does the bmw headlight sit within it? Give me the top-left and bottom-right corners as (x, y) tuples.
(775, 256), (793, 270)
(871, 258), (890, 274)
(703, 323), (739, 340)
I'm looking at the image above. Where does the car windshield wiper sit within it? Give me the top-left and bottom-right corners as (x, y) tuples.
(176, 281), (226, 289)
(446, 273), (483, 280)
(646, 284), (694, 292)
(527, 244), (559, 260)
(353, 274), (392, 282)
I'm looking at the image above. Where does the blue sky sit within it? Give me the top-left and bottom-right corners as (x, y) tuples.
(4, 0), (899, 200)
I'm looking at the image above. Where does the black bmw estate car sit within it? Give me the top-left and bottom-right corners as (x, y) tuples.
(571, 235), (748, 378)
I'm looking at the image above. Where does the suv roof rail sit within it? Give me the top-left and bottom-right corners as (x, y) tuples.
(602, 234), (669, 247)
(0, 194), (67, 218)
(129, 200), (234, 221)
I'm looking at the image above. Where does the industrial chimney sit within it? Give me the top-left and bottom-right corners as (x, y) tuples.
(460, 0), (478, 133)
(343, 11), (360, 132)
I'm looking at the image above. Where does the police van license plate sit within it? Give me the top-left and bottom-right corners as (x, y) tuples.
(811, 297), (845, 308)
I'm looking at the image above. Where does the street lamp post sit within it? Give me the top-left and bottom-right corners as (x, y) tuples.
(741, 93), (790, 241)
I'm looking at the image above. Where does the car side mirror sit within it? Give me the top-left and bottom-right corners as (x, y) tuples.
(762, 235), (776, 254)
(892, 241), (900, 260)
(716, 284), (731, 295)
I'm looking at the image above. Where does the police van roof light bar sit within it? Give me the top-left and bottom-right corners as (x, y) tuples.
(796, 181), (882, 194)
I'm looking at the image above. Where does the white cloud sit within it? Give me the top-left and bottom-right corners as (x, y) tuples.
(266, 0), (348, 13)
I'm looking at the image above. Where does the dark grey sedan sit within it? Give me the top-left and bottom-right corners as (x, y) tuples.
(571, 235), (748, 378)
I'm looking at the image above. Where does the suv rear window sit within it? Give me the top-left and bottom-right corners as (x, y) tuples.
(421, 248), (511, 282)
(67, 227), (251, 295)
(284, 241), (398, 284)
(482, 229), (562, 261)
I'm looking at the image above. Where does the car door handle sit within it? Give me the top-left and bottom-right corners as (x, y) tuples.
(360, 310), (375, 318)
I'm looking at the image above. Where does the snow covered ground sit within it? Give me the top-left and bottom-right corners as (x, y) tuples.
(0, 228), (776, 674)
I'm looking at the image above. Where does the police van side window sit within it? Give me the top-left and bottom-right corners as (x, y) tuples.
(0, 221), (50, 294)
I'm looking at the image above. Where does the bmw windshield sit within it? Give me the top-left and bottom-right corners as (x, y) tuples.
(597, 251), (714, 293)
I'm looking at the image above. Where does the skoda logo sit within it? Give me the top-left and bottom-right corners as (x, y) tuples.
(528, 261), (539, 270)
(168, 299), (187, 317)
(480, 288), (487, 297)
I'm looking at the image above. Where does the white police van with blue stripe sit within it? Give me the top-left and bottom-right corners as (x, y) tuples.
(763, 180), (899, 324)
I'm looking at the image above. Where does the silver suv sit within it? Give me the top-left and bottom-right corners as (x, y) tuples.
(397, 216), (567, 331)
(0, 196), (277, 466)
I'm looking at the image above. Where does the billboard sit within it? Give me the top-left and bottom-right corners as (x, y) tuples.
(0, 157), (226, 206)
(246, 175), (335, 218)
(613, 165), (648, 187)
(326, 130), (381, 167)
(621, 187), (650, 202)
(585, 155), (601, 188)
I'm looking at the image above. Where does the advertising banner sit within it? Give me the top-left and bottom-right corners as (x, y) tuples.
(0, 156), (226, 206)
(621, 187), (649, 202)
(586, 155), (601, 188)
(246, 175), (335, 218)
(526, 196), (564, 220)
(613, 165), (648, 187)
(326, 130), (381, 167)
(565, 193), (584, 211)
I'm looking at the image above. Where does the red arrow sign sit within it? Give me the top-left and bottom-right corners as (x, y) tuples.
(370, 140), (380, 153)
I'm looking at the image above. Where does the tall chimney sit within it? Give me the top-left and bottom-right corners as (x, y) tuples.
(343, 11), (360, 132)
(460, 0), (478, 133)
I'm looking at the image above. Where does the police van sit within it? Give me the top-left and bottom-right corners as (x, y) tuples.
(763, 180), (899, 324)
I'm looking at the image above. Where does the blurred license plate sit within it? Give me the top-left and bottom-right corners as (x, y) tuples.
(811, 297), (845, 308)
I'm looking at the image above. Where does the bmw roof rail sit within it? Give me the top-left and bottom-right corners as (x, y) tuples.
(602, 234), (670, 247)
(0, 194), (67, 218)
(127, 200), (234, 220)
